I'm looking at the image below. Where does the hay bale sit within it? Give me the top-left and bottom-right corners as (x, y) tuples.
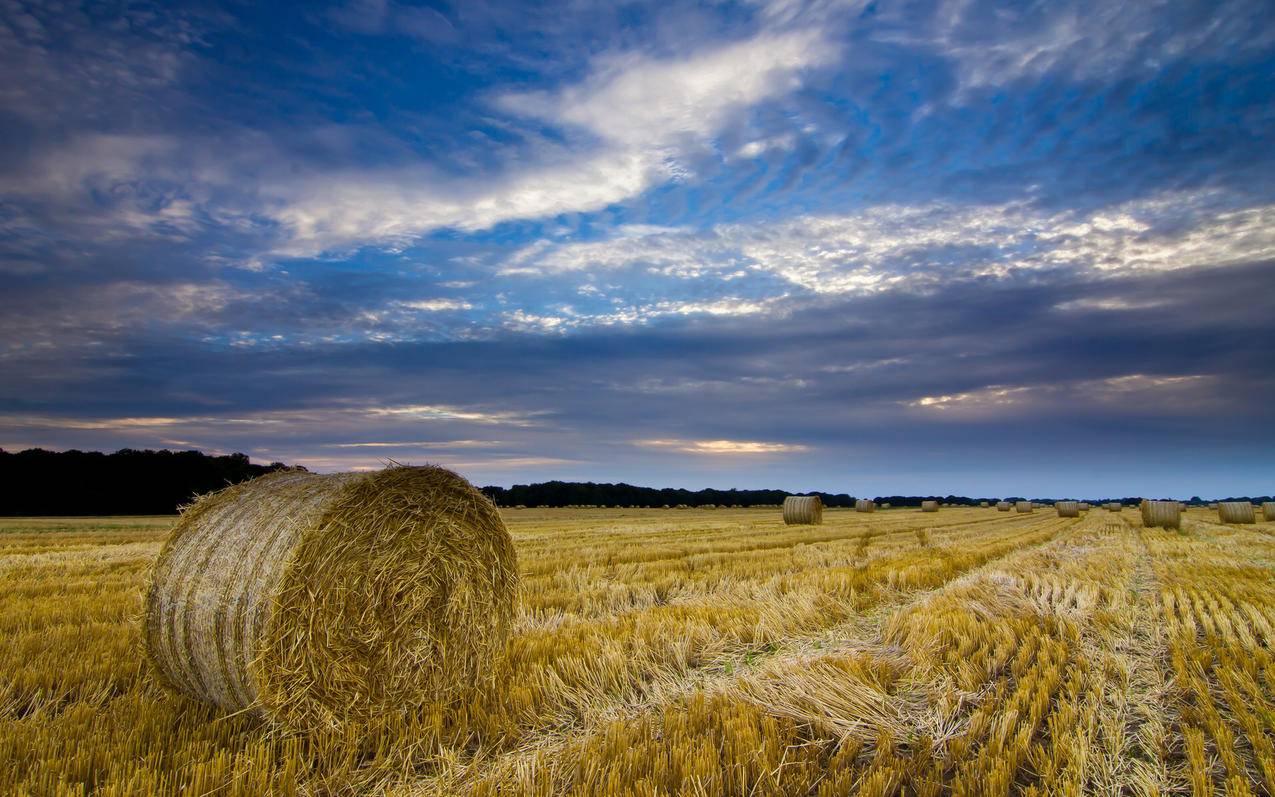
(1106, 502), (1122, 511)
(1141, 500), (1181, 530)
(855, 499), (876, 513)
(979, 501), (989, 507)
(143, 466), (517, 735)
(783, 496), (823, 525)
(921, 500), (939, 512)
(1218, 502), (1256, 524)
(996, 501), (1011, 511)
(1056, 501), (1080, 518)
(881, 502), (891, 509)
(1077, 502), (1090, 511)
(1015, 501), (1033, 513)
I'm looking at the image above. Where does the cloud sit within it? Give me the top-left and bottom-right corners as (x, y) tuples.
(397, 299), (475, 312)
(905, 374), (1219, 417)
(325, 439), (502, 449)
(634, 438), (811, 455)
(497, 28), (830, 150)
(885, 0), (1275, 97)
(256, 26), (834, 258)
(499, 192), (1275, 299)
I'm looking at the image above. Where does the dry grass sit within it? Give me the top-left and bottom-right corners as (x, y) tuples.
(3, 503), (1275, 795)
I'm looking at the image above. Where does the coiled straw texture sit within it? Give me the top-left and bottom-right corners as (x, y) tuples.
(1218, 501), (1256, 524)
(782, 496), (823, 525)
(143, 466), (518, 735)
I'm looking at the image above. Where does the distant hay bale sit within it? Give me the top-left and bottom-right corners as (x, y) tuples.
(996, 501), (1011, 511)
(703, 504), (718, 510)
(1106, 502), (1122, 511)
(1218, 502), (1256, 524)
(783, 496), (823, 525)
(143, 466), (518, 735)
(855, 499), (876, 513)
(1208, 502), (1218, 509)
(979, 501), (989, 507)
(1015, 501), (1033, 513)
(1141, 500), (1181, 530)
(881, 502), (891, 509)
(921, 500), (939, 512)
(1077, 502), (1090, 511)
(1056, 501), (1080, 518)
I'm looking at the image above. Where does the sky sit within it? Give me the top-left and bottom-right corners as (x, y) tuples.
(1, 0), (1273, 498)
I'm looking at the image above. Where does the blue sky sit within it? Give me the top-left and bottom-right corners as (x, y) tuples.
(1, 0), (1273, 497)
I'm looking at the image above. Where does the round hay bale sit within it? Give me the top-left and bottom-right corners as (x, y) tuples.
(1218, 502), (1256, 524)
(1263, 502), (1275, 521)
(996, 501), (1011, 511)
(1015, 501), (1033, 514)
(920, 500), (939, 512)
(1077, 502), (1090, 511)
(1105, 502), (1122, 511)
(1056, 501), (1080, 518)
(979, 501), (989, 508)
(783, 496), (823, 525)
(855, 499), (876, 513)
(143, 466), (517, 735)
(1141, 500), (1181, 530)
(880, 502), (891, 509)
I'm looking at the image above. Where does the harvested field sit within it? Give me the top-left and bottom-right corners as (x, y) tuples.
(2, 505), (1275, 795)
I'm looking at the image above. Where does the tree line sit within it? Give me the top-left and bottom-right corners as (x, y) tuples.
(0, 448), (292, 516)
(1, 448), (1268, 515)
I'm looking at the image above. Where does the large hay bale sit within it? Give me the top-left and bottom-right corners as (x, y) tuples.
(782, 496), (823, 525)
(143, 466), (517, 735)
(1218, 502), (1256, 524)
(1105, 502), (1122, 511)
(996, 501), (1011, 511)
(1056, 501), (1080, 517)
(1015, 501), (1033, 514)
(855, 499), (876, 513)
(1263, 502), (1275, 521)
(1141, 500), (1181, 530)
(920, 500), (939, 512)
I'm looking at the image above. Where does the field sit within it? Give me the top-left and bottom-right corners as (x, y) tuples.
(3, 506), (1275, 795)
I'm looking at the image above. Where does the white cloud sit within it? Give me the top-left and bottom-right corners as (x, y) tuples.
(325, 439), (501, 448)
(904, 373), (1218, 417)
(261, 28), (833, 258)
(501, 297), (778, 334)
(634, 438), (810, 455)
(887, 1), (1275, 97)
(499, 192), (1275, 296)
(498, 29), (830, 150)
(397, 299), (474, 312)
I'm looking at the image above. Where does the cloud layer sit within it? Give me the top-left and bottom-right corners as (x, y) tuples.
(1, 0), (1273, 495)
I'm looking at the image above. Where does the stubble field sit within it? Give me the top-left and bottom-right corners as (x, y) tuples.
(2, 506), (1274, 795)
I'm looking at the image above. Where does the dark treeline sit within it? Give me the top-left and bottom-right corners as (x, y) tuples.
(479, 481), (855, 508)
(0, 448), (293, 516)
(2, 448), (1268, 515)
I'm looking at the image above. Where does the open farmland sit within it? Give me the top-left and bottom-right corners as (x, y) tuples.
(3, 507), (1275, 795)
